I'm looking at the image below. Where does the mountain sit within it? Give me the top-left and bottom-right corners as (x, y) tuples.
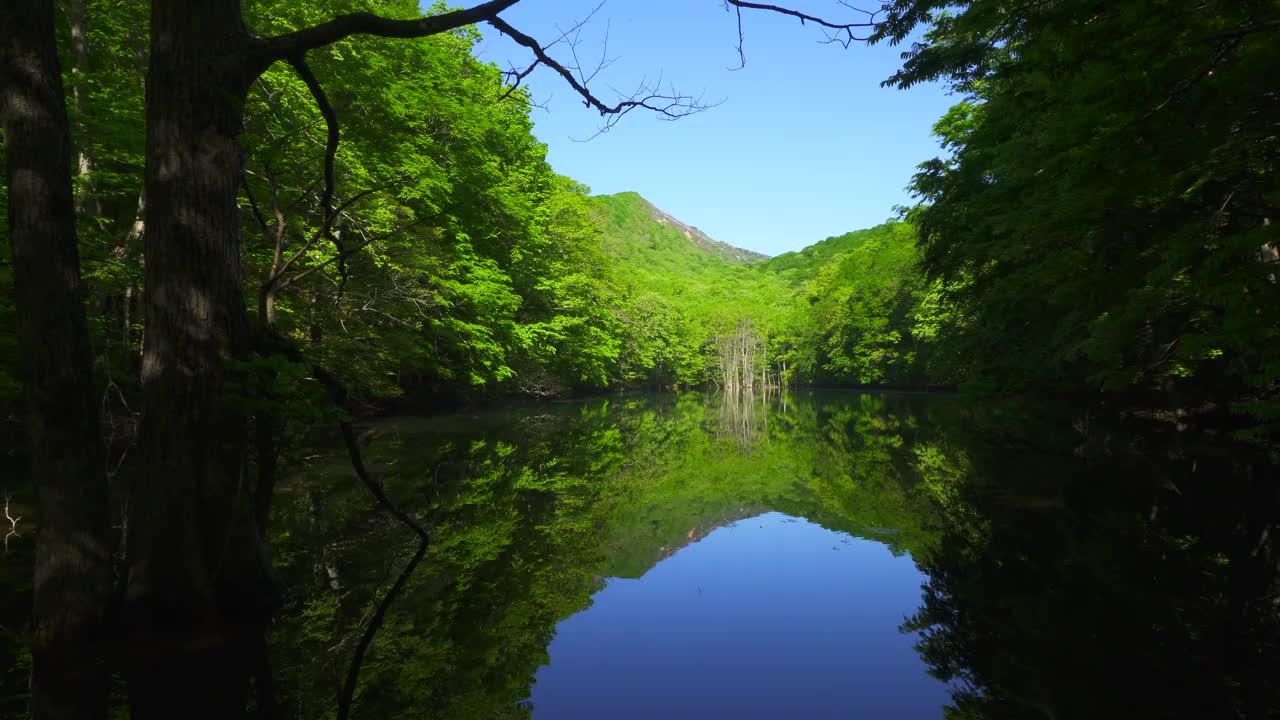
(590, 192), (767, 266)
(758, 222), (903, 284)
(583, 192), (925, 389)
(584, 191), (793, 384)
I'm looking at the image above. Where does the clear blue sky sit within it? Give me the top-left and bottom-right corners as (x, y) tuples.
(465, 1), (955, 256)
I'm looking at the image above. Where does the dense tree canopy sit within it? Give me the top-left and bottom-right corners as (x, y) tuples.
(5, 0), (1273, 415)
(877, 0), (1280, 415)
(2, 0), (1278, 716)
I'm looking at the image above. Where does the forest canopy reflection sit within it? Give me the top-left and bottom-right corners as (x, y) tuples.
(258, 390), (1278, 719)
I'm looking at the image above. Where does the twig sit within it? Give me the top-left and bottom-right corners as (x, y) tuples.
(725, 0), (877, 48)
(488, 16), (712, 137)
(4, 493), (20, 530)
(3, 493), (20, 553)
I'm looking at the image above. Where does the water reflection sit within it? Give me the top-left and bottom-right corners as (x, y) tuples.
(162, 392), (1280, 717)
(903, 410), (1280, 719)
(532, 512), (945, 719)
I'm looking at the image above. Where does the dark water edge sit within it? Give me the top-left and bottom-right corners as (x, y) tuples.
(2, 390), (1278, 718)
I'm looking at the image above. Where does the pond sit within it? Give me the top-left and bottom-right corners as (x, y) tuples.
(265, 390), (1278, 719)
(531, 512), (944, 719)
(2, 389), (1277, 718)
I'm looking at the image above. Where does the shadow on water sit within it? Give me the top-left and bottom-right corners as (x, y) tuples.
(2, 390), (1277, 718)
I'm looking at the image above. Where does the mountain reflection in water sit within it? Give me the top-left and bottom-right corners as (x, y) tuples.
(531, 511), (945, 719)
(4, 390), (1266, 718)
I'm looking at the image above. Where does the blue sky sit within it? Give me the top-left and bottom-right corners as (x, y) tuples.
(468, 1), (955, 256)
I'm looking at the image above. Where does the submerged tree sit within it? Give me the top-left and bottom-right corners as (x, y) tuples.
(717, 318), (766, 390)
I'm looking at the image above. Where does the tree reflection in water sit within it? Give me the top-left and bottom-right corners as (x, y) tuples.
(5, 392), (1261, 718)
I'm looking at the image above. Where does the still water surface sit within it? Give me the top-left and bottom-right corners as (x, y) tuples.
(264, 389), (1279, 719)
(533, 512), (945, 718)
(3, 389), (1277, 718)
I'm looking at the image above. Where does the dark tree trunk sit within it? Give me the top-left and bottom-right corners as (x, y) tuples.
(125, 2), (274, 717)
(0, 1), (113, 718)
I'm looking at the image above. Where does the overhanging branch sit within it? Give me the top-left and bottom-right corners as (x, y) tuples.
(725, 0), (878, 31)
(726, 0), (879, 49)
(497, 1), (611, 104)
(249, 0), (875, 138)
(249, 0), (522, 72)
(286, 54), (345, 284)
(489, 15), (710, 134)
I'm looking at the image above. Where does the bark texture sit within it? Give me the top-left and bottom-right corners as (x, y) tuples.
(126, 2), (274, 717)
(0, 1), (112, 718)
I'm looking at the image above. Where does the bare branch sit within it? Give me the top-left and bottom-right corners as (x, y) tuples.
(725, 0), (878, 31)
(266, 164), (289, 281)
(274, 207), (450, 294)
(250, 0), (522, 71)
(283, 177), (324, 215)
(324, 381), (429, 720)
(4, 494), (20, 531)
(498, 58), (541, 102)
(1208, 18), (1280, 40)
(730, 4), (747, 70)
(4, 493), (20, 553)
(489, 16), (710, 135)
(725, 0), (879, 54)
(241, 171), (274, 242)
(258, 334), (432, 720)
(498, 1), (611, 103)
(556, 2), (614, 87)
(265, 181), (406, 294)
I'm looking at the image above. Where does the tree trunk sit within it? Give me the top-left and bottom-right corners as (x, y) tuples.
(121, 191), (145, 366)
(0, 1), (113, 718)
(761, 338), (767, 389)
(68, 0), (102, 217)
(126, 2), (273, 717)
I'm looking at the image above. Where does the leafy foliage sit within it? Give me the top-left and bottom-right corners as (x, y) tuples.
(6, 0), (1273, 429)
(875, 0), (1280, 415)
(764, 222), (944, 385)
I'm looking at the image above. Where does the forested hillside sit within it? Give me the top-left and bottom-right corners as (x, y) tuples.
(3, 0), (1278, 716)
(0, 0), (930, 408)
(0, 155), (923, 405)
(587, 192), (790, 388)
(2, 0), (1274, 413)
(0, 0), (930, 410)
(760, 224), (900, 282)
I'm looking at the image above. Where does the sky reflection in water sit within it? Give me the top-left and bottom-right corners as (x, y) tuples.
(532, 511), (947, 719)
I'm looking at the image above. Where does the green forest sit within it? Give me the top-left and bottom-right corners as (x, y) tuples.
(3, 0), (1277, 409)
(2, 0), (1278, 717)
(0, 19), (941, 415)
